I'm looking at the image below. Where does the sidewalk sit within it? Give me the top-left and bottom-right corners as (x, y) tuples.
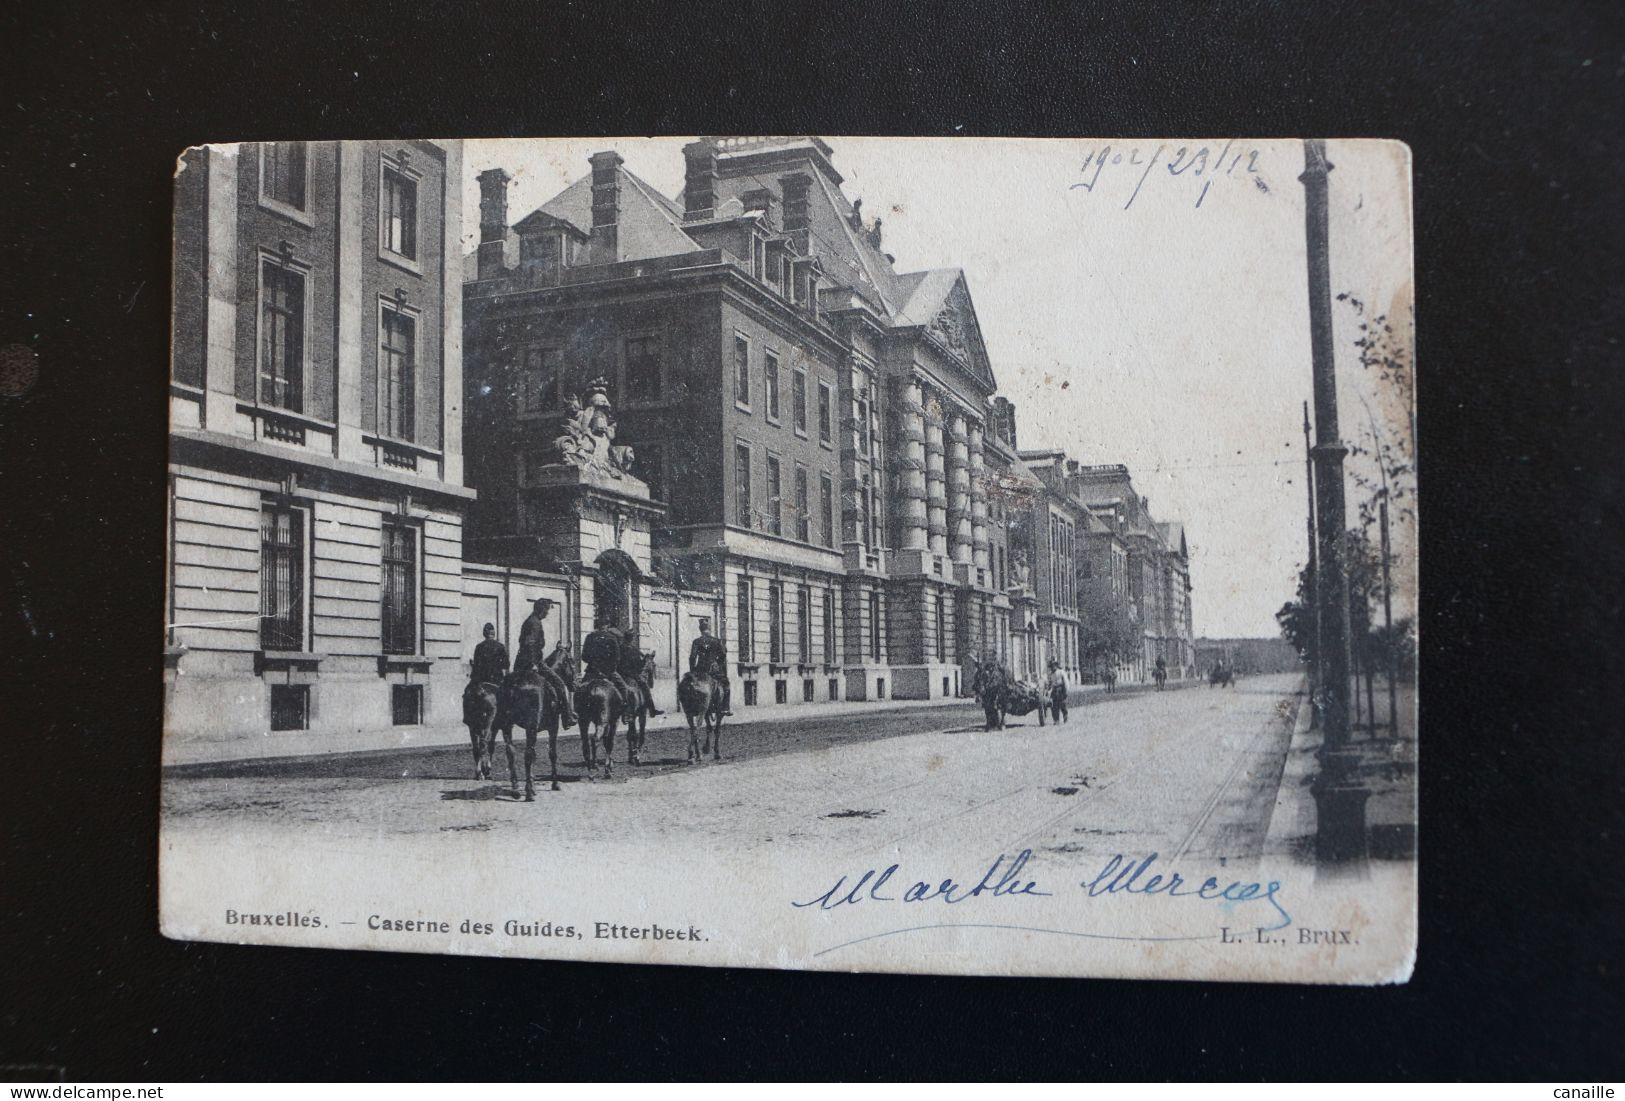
(1262, 680), (1419, 863)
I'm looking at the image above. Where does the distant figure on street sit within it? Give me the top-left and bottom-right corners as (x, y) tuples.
(516, 597), (576, 728)
(1154, 655), (1168, 691)
(1046, 659), (1069, 724)
(687, 617), (733, 716)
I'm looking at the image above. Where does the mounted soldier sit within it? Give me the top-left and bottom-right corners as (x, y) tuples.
(616, 627), (664, 717)
(469, 622), (509, 688)
(515, 597), (576, 729)
(687, 617), (733, 716)
(581, 623), (634, 700)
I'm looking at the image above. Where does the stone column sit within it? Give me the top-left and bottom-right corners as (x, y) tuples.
(946, 413), (972, 564)
(923, 390), (948, 558)
(969, 421), (990, 572)
(896, 379), (929, 552)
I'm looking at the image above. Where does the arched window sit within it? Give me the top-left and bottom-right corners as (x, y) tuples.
(592, 549), (640, 633)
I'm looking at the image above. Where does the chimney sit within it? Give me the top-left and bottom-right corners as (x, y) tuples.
(588, 151), (623, 265)
(682, 139), (717, 221)
(476, 167), (511, 280)
(780, 172), (811, 251)
(741, 187), (777, 229)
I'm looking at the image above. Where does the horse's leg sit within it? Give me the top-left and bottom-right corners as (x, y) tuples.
(469, 721), (483, 779)
(500, 721), (518, 794)
(548, 714), (561, 792)
(602, 713), (616, 778)
(523, 725), (536, 802)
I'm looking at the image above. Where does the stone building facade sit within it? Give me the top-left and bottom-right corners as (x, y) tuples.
(1070, 464), (1196, 680)
(464, 137), (1016, 709)
(165, 140), (471, 756)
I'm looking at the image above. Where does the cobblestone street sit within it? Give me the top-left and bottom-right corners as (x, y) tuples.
(163, 675), (1303, 872)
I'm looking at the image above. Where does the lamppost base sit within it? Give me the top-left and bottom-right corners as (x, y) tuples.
(1312, 746), (1371, 875)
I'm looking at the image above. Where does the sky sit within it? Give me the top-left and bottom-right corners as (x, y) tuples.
(459, 137), (1415, 639)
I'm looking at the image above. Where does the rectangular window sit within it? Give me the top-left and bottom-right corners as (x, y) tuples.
(868, 591), (881, 660)
(636, 444), (665, 502)
(391, 684), (423, 726)
(798, 585), (812, 662)
(817, 381), (833, 444)
(381, 522), (418, 655)
(736, 576), (753, 663)
(625, 333), (662, 401)
(792, 369), (808, 435)
(379, 304), (416, 441)
(733, 335), (751, 407)
(794, 464), (810, 542)
(260, 504), (304, 650)
(857, 398), (871, 456)
(259, 260), (305, 412)
(935, 594), (947, 660)
(768, 581), (784, 664)
(380, 159), (419, 260)
(803, 678), (815, 703)
(828, 677), (840, 701)
(734, 442), (752, 527)
(859, 478), (871, 548)
(764, 351), (781, 421)
(868, 483), (881, 547)
(765, 456), (782, 536)
(822, 590), (836, 663)
(743, 680), (758, 706)
(521, 347), (560, 414)
(262, 141), (307, 211)
(820, 472), (835, 548)
(269, 684), (309, 732)
(775, 679), (788, 705)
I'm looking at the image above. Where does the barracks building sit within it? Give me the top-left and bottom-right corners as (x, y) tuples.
(164, 135), (1198, 756)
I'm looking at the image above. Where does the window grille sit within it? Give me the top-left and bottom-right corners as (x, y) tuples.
(260, 504), (304, 650)
(381, 523), (418, 655)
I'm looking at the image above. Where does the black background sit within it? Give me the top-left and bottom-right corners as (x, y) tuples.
(1, 0), (1621, 1082)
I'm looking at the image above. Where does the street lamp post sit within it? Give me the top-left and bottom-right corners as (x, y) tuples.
(1303, 400), (1321, 729)
(1300, 139), (1370, 872)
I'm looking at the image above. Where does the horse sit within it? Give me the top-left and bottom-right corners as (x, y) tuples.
(462, 680), (501, 780)
(1101, 666), (1118, 694)
(491, 647), (574, 799)
(1154, 664), (1168, 691)
(573, 665), (639, 778)
(971, 660), (1009, 732)
(621, 650), (659, 766)
(1209, 665), (1234, 688)
(677, 667), (726, 762)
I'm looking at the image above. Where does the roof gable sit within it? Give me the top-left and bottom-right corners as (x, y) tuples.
(533, 167), (700, 263)
(895, 269), (998, 393)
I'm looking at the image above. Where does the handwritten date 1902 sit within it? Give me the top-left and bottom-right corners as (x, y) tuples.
(1071, 142), (1267, 210)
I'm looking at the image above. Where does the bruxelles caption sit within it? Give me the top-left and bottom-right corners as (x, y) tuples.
(226, 909), (704, 943)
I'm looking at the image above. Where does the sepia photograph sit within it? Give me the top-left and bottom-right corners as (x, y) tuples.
(158, 134), (1417, 983)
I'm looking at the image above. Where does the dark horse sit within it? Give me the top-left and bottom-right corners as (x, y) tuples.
(574, 663), (640, 778)
(1209, 664), (1234, 688)
(971, 660), (1011, 732)
(1154, 664), (1168, 691)
(1101, 665), (1118, 694)
(489, 647), (576, 800)
(463, 680), (501, 780)
(677, 668), (726, 762)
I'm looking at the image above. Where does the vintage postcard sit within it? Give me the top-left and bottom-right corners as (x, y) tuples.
(161, 136), (1416, 983)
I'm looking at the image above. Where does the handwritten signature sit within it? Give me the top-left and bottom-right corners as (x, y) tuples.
(794, 850), (1292, 935)
(1070, 142), (1270, 209)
